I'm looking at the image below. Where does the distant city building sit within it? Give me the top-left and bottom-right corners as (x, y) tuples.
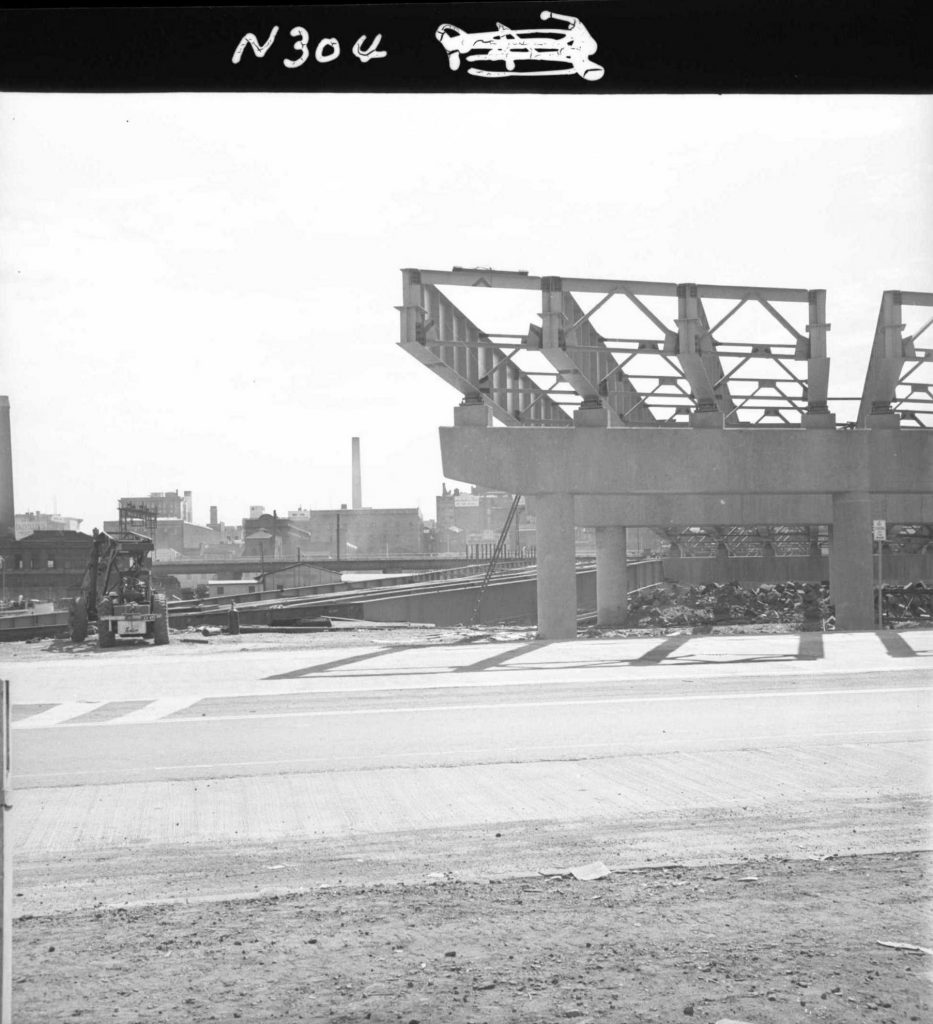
(0, 529), (94, 603)
(261, 563), (343, 591)
(240, 509), (425, 560)
(103, 518), (240, 560)
(435, 484), (657, 558)
(249, 505), (265, 520)
(119, 490), (193, 523)
(15, 511), (83, 540)
(276, 508), (424, 558)
(436, 485), (531, 555)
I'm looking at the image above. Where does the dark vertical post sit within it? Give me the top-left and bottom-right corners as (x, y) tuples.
(0, 678), (11, 1024)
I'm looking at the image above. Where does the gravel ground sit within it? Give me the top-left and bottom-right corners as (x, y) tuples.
(13, 852), (931, 1023)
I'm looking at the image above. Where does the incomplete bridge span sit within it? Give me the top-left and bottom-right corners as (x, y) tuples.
(400, 268), (933, 636)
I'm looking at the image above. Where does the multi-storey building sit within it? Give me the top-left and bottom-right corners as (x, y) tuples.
(118, 490), (193, 523)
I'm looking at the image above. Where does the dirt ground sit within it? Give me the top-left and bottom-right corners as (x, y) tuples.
(1, 619), (912, 665)
(13, 851), (931, 1023)
(7, 623), (931, 1021)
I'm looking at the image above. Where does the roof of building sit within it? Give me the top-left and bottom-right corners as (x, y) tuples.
(8, 529), (94, 543)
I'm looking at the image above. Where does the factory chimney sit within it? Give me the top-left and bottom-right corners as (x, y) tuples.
(0, 397), (14, 540)
(351, 436), (362, 510)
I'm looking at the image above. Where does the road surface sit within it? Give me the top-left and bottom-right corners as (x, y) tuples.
(5, 627), (932, 1024)
(3, 628), (931, 910)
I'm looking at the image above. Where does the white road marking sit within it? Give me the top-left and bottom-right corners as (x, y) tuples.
(25, 682), (930, 729)
(15, 726), (932, 781)
(15, 702), (107, 729)
(14, 696), (204, 730)
(103, 696), (203, 725)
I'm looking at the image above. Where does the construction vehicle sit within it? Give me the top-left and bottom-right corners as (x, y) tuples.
(69, 505), (170, 648)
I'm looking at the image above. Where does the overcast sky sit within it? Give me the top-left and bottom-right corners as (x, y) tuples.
(1, 92), (930, 531)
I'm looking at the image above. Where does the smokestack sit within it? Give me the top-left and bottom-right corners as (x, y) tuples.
(351, 436), (362, 510)
(0, 397), (14, 540)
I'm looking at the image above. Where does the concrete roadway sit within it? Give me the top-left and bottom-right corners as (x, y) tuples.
(5, 630), (932, 869)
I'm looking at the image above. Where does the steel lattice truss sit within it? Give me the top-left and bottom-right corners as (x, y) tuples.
(887, 524), (933, 554)
(400, 267), (835, 427)
(401, 270), (933, 557)
(858, 291), (933, 428)
(657, 525), (828, 558)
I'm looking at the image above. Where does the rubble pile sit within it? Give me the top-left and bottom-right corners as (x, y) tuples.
(627, 579), (933, 630)
(881, 583), (933, 623)
(627, 581), (833, 630)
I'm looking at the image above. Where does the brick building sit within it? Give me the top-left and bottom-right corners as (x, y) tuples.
(0, 529), (94, 604)
(435, 486), (532, 555)
(15, 511), (83, 540)
(284, 508), (424, 558)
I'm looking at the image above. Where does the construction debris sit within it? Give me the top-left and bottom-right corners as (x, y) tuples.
(627, 581), (833, 629)
(539, 861), (611, 881)
(624, 580), (933, 630)
(875, 940), (933, 955)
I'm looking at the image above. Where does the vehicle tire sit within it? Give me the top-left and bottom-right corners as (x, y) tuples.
(152, 593), (170, 646)
(97, 598), (116, 648)
(69, 596), (88, 643)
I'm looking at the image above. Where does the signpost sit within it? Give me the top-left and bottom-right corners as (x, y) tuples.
(872, 520), (886, 629)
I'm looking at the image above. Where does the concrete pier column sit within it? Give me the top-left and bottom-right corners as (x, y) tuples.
(829, 492), (874, 630)
(534, 492), (577, 639)
(595, 526), (627, 627)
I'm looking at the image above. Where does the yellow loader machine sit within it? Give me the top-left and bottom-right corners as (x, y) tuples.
(69, 511), (170, 648)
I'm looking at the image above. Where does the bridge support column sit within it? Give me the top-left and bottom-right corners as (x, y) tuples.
(535, 493), (577, 639)
(829, 491), (874, 630)
(595, 526), (627, 627)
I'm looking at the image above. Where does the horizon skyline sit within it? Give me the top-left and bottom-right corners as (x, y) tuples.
(2, 92), (930, 533)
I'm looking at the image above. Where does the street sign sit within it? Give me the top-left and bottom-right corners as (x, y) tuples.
(872, 519), (887, 541)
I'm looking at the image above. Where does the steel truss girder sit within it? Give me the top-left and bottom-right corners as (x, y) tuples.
(538, 277), (656, 424)
(398, 269), (571, 426)
(886, 523), (933, 554)
(402, 267), (825, 429)
(657, 524), (827, 558)
(858, 291), (933, 428)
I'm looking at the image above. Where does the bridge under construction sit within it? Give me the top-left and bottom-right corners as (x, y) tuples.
(399, 268), (933, 636)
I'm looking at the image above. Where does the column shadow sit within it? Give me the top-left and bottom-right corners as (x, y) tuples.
(264, 645), (423, 680)
(877, 631), (918, 658)
(629, 635), (693, 664)
(453, 640), (553, 673)
(797, 632), (825, 660)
